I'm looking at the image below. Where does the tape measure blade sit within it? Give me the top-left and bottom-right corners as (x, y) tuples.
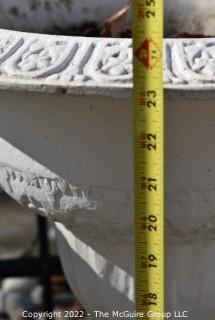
(132, 0), (164, 317)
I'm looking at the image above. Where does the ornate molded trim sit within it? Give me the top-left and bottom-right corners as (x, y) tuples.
(0, 29), (132, 97)
(0, 162), (134, 242)
(164, 39), (215, 85)
(1, 30), (215, 97)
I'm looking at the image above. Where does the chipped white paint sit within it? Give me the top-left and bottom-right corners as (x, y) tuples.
(0, 163), (97, 217)
(0, 86), (215, 319)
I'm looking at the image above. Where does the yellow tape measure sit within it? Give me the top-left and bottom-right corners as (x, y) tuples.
(132, 0), (164, 318)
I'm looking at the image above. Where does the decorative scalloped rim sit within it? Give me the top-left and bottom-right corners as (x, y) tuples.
(1, 29), (215, 98)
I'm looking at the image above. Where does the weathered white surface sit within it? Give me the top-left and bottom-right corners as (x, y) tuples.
(0, 93), (134, 242)
(0, 89), (215, 318)
(0, 162), (97, 218)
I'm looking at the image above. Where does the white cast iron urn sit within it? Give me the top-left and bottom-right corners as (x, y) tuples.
(0, 1), (215, 319)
